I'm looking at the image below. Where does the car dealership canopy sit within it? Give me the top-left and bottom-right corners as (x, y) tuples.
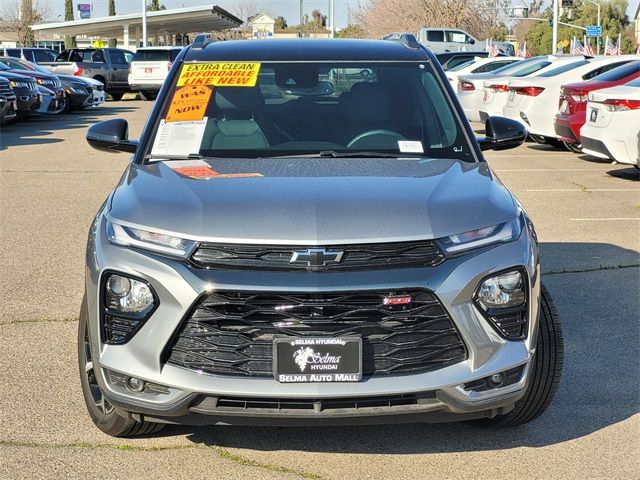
(30, 5), (242, 50)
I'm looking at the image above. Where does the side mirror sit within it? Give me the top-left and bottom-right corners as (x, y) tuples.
(468, 38), (476, 45)
(478, 116), (527, 151)
(86, 118), (138, 153)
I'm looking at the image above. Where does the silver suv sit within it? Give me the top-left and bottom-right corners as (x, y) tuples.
(80, 37), (563, 437)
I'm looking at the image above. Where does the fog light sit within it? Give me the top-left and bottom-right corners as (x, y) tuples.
(489, 373), (505, 387)
(475, 269), (528, 340)
(126, 377), (145, 392)
(477, 271), (525, 309)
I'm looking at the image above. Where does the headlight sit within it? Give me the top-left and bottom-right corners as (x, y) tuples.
(106, 220), (197, 258)
(475, 268), (528, 340)
(102, 273), (157, 344)
(67, 86), (87, 95)
(439, 213), (524, 255)
(9, 81), (29, 88)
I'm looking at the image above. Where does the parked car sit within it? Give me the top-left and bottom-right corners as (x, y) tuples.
(0, 56), (106, 112)
(39, 48), (133, 100)
(79, 37), (562, 437)
(128, 46), (183, 100)
(458, 55), (578, 122)
(580, 77), (640, 167)
(35, 84), (64, 115)
(0, 57), (66, 112)
(554, 60), (640, 152)
(1, 46), (59, 64)
(0, 76), (18, 123)
(436, 51), (494, 71)
(503, 56), (638, 146)
(446, 56), (520, 90)
(0, 68), (40, 118)
(477, 56), (592, 124)
(417, 28), (514, 55)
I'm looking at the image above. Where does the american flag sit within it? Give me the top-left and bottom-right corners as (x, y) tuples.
(517, 41), (532, 58)
(583, 36), (595, 56)
(569, 37), (584, 55)
(485, 39), (500, 57)
(604, 35), (621, 56)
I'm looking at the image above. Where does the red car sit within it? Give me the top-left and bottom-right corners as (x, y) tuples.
(554, 60), (640, 152)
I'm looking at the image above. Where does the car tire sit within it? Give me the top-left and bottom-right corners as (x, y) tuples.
(543, 137), (567, 150)
(471, 284), (564, 427)
(78, 294), (165, 437)
(62, 94), (72, 114)
(139, 91), (157, 101)
(529, 134), (546, 144)
(563, 141), (582, 153)
(109, 92), (124, 101)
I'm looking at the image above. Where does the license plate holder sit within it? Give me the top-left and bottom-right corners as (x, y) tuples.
(559, 99), (568, 114)
(590, 108), (598, 123)
(508, 89), (515, 102)
(274, 337), (362, 383)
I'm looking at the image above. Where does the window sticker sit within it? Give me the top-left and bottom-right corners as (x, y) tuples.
(151, 119), (208, 157)
(163, 160), (263, 180)
(398, 140), (424, 153)
(177, 62), (261, 87)
(166, 85), (212, 122)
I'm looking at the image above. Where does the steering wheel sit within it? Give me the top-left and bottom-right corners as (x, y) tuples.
(347, 129), (406, 150)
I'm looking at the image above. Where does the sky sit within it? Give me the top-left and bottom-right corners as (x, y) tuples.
(36, 0), (640, 29)
(42, 0), (365, 29)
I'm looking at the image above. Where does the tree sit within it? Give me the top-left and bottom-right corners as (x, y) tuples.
(310, 9), (327, 29)
(0, 0), (50, 46)
(524, 0), (633, 54)
(358, 0), (511, 40)
(64, 0), (76, 49)
(148, 0), (166, 12)
(232, 1), (258, 35)
(274, 16), (287, 30)
(108, 0), (117, 47)
(336, 24), (366, 38)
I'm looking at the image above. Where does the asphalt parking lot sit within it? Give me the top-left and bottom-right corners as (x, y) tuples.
(0, 102), (638, 479)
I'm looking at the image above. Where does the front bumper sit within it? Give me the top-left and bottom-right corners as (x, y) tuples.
(85, 212), (540, 424)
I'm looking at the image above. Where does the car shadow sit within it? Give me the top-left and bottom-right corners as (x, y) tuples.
(606, 166), (639, 182)
(152, 242), (639, 452)
(577, 153), (615, 165)
(0, 106), (137, 150)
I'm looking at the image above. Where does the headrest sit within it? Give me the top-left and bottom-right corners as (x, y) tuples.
(341, 83), (391, 123)
(215, 87), (264, 113)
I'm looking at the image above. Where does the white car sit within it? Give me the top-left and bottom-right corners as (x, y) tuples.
(580, 78), (640, 167)
(503, 56), (638, 144)
(457, 55), (574, 122)
(478, 57), (591, 123)
(82, 76), (106, 108)
(446, 56), (520, 91)
(128, 46), (183, 100)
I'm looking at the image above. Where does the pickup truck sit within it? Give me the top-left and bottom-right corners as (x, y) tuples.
(39, 48), (133, 100)
(417, 28), (515, 56)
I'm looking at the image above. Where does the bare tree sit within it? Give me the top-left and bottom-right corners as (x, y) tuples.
(232, 1), (258, 35)
(0, 0), (51, 46)
(358, 0), (511, 40)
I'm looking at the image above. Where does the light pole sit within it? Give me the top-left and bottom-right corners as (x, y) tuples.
(552, 0), (558, 54)
(330, 0), (335, 38)
(584, 0), (601, 54)
(142, 0), (147, 47)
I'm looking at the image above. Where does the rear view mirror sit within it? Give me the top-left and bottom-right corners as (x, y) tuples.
(286, 80), (334, 97)
(478, 116), (527, 151)
(86, 118), (138, 153)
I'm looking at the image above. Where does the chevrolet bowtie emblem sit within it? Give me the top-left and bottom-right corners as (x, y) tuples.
(290, 248), (344, 268)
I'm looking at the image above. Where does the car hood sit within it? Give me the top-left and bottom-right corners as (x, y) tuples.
(0, 70), (34, 82)
(108, 157), (517, 244)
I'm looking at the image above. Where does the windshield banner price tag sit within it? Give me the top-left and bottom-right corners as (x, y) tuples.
(177, 62), (261, 87)
(166, 85), (212, 122)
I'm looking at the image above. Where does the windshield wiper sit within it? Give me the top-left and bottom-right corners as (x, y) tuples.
(319, 151), (424, 159)
(145, 153), (206, 161)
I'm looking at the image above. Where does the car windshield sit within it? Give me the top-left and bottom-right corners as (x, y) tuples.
(625, 77), (640, 87)
(147, 61), (473, 162)
(449, 60), (475, 72)
(591, 60), (640, 81)
(133, 49), (181, 62)
(490, 57), (539, 75)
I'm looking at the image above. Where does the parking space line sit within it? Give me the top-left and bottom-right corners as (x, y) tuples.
(570, 218), (640, 221)
(526, 188), (640, 192)
(495, 169), (605, 172)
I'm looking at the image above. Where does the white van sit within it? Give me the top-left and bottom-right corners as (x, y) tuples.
(128, 46), (183, 100)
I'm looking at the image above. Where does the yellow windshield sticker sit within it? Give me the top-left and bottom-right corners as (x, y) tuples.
(177, 62), (261, 87)
(166, 85), (212, 122)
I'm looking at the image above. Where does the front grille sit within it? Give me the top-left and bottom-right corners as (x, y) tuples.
(192, 392), (435, 413)
(165, 289), (467, 378)
(0, 80), (15, 100)
(191, 240), (444, 272)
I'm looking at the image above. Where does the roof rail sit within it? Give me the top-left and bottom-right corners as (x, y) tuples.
(191, 33), (215, 49)
(382, 33), (422, 49)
